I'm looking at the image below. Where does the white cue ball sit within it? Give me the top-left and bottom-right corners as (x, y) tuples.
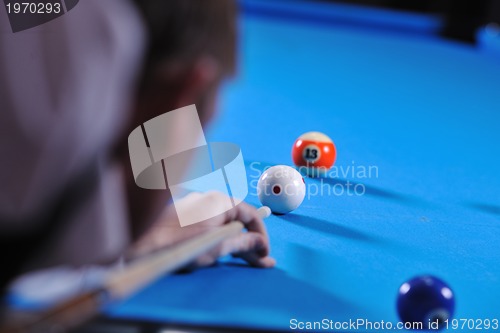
(257, 165), (306, 214)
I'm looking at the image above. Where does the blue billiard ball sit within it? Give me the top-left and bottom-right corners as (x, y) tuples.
(397, 275), (455, 330)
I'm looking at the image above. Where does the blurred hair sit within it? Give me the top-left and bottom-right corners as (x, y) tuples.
(131, 0), (238, 92)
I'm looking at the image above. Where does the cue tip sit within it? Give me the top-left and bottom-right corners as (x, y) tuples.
(257, 206), (271, 219)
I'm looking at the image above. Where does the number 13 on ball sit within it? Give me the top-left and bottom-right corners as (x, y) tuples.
(292, 131), (336, 177)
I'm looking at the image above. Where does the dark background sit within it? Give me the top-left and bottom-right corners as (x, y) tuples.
(323, 0), (500, 43)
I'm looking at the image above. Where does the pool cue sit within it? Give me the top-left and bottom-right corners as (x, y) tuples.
(1, 206), (272, 333)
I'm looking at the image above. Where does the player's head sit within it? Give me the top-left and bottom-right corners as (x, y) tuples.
(115, 0), (239, 247)
(131, 0), (238, 125)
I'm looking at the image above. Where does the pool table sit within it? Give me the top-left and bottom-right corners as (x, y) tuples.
(98, 0), (500, 332)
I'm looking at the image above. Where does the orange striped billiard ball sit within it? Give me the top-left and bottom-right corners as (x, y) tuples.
(292, 131), (336, 176)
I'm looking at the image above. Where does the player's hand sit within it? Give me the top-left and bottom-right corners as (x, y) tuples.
(129, 192), (276, 269)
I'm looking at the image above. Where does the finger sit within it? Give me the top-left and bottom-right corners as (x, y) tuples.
(237, 253), (276, 268)
(219, 232), (275, 267)
(224, 202), (270, 243)
(219, 232), (265, 256)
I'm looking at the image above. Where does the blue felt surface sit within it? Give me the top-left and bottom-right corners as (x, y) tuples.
(107, 1), (500, 331)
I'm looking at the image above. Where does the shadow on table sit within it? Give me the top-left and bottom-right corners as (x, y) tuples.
(110, 261), (361, 328)
(202, 261), (360, 315)
(464, 202), (500, 217)
(245, 160), (425, 206)
(310, 176), (419, 205)
(276, 213), (380, 243)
